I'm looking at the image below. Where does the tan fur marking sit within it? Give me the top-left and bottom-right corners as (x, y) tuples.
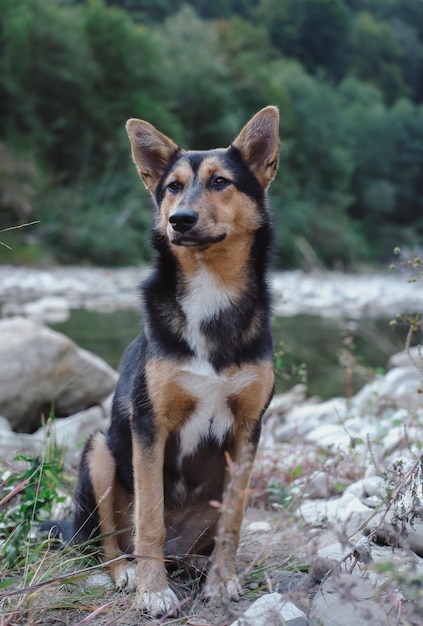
(196, 153), (233, 181)
(174, 236), (252, 294)
(162, 159), (195, 188)
(225, 361), (274, 439)
(132, 432), (169, 595)
(145, 358), (198, 433)
(167, 191), (262, 293)
(88, 432), (133, 585)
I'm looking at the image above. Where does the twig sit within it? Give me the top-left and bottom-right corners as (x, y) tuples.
(0, 221), (40, 233)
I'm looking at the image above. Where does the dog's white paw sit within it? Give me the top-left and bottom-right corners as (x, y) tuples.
(113, 562), (138, 593)
(202, 574), (242, 603)
(135, 587), (179, 616)
(224, 575), (242, 601)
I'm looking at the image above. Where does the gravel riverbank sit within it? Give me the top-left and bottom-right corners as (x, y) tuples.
(0, 265), (422, 321)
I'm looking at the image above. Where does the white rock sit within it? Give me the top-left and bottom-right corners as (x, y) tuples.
(305, 423), (351, 450)
(84, 572), (114, 590)
(0, 404), (111, 465)
(365, 506), (423, 558)
(246, 521), (272, 533)
(273, 398), (347, 440)
(0, 415), (12, 431)
(299, 492), (373, 533)
(20, 296), (70, 323)
(279, 600), (308, 626)
(0, 430), (42, 460)
(345, 476), (386, 502)
(35, 405), (111, 464)
(311, 533), (354, 563)
(357, 367), (423, 412)
(389, 345), (423, 369)
(230, 593), (307, 626)
(366, 544), (423, 586)
(2, 267), (423, 318)
(305, 470), (332, 499)
(264, 385), (308, 418)
(272, 270), (423, 319)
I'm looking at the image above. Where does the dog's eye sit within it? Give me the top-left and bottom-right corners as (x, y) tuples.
(213, 177), (230, 190)
(167, 180), (183, 193)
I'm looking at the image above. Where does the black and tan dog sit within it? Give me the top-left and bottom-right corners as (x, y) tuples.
(74, 106), (280, 615)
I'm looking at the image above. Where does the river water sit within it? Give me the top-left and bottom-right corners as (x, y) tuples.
(1, 266), (421, 400)
(50, 308), (412, 400)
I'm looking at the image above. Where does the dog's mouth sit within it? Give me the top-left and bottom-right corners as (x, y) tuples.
(171, 233), (227, 249)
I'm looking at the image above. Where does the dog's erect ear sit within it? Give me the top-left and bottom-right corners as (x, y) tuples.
(126, 119), (179, 194)
(232, 106), (280, 189)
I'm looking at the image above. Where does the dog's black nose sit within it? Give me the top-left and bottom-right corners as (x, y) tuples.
(169, 210), (198, 233)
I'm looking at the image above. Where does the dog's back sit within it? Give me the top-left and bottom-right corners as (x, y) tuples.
(74, 107), (280, 615)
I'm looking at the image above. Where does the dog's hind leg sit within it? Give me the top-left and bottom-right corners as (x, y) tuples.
(78, 431), (138, 593)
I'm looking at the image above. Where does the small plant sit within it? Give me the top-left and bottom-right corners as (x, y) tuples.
(389, 246), (423, 392)
(266, 481), (294, 508)
(389, 247), (422, 282)
(0, 419), (70, 574)
(274, 339), (308, 388)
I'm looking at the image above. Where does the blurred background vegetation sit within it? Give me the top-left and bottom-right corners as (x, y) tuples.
(0, 0), (422, 268)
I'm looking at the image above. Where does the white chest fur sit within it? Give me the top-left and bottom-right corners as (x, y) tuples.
(178, 266), (234, 360)
(177, 361), (258, 461)
(177, 267), (247, 460)
(176, 266), (256, 461)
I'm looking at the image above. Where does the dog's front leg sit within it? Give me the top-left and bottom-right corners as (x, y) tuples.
(132, 430), (178, 616)
(203, 365), (274, 605)
(202, 434), (258, 604)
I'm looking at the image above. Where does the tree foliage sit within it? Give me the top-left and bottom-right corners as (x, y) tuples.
(1, 0), (422, 268)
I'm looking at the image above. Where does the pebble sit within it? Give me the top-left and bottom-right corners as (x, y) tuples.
(246, 521), (272, 533)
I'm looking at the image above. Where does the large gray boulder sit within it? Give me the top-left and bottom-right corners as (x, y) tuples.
(0, 317), (118, 432)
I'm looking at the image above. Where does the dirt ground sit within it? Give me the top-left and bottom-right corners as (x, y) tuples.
(2, 509), (313, 626)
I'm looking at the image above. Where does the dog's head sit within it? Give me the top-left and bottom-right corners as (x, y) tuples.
(126, 107), (279, 251)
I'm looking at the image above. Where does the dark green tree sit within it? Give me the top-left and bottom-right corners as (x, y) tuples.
(0, 0), (97, 172)
(266, 61), (364, 268)
(341, 78), (423, 257)
(104, 0), (183, 22)
(216, 16), (286, 120)
(158, 6), (236, 148)
(256, 0), (351, 80)
(80, 0), (182, 175)
(350, 11), (407, 103)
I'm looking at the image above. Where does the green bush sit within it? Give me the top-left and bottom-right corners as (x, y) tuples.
(1, 0), (423, 268)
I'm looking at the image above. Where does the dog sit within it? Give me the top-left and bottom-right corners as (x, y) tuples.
(73, 106), (280, 616)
